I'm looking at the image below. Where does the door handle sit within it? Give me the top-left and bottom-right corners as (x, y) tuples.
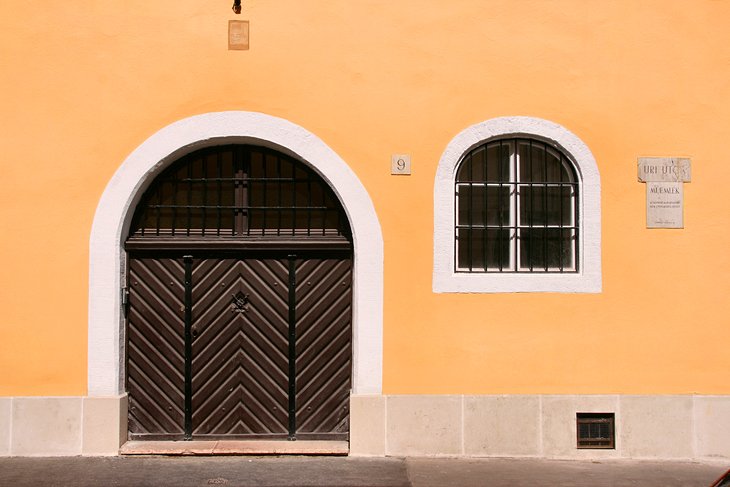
(231, 292), (250, 313)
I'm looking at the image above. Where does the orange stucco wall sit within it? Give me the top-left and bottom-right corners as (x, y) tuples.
(1, 1), (729, 396)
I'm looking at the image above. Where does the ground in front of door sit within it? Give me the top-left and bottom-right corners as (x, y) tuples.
(0, 456), (727, 487)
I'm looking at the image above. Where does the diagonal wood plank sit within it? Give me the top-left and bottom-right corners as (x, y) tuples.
(295, 258), (352, 436)
(127, 256), (186, 437)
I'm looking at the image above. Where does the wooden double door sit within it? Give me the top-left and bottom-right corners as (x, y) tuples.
(125, 251), (352, 441)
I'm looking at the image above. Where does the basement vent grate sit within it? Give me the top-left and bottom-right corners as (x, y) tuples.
(576, 412), (615, 449)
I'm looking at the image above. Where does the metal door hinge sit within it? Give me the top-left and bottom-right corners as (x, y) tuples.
(121, 286), (130, 317)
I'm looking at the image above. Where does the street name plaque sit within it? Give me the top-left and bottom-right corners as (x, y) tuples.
(637, 157), (691, 183)
(637, 157), (691, 229)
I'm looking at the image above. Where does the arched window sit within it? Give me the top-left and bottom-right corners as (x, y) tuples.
(127, 144), (351, 247)
(433, 117), (601, 293)
(455, 138), (578, 272)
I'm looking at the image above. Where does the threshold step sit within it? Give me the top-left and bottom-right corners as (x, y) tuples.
(120, 440), (349, 456)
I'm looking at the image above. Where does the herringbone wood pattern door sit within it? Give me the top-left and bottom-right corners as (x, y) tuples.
(126, 253), (352, 441)
(190, 258), (290, 438)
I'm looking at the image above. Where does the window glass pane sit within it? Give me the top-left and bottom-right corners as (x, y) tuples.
(519, 185), (574, 226)
(247, 208), (262, 233)
(214, 152), (235, 235)
(454, 137), (579, 273)
(294, 164), (308, 180)
(456, 228), (472, 270)
(518, 141), (533, 181)
(491, 185), (511, 227)
(189, 208), (204, 233)
(486, 142), (510, 182)
(456, 185), (471, 226)
(220, 152), (235, 178)
(323, 192), (340, 230)
(294, 207), (310, 230)
(472, 147), (487, 182)
(293, 180), (307, 206)
(470, 229), (485, 271)
(559, 159), (576, 183)
(264, 210), (278, 234)
(458, 143), (510, 183)
(156, 181), (175, 231)
(189, 181), (204, 207)
(457, 228), (511, 271)
(457, 185), (511, 227)
(217, 211), (234, 235)
(138, 209), (153, 234)
(519, 142), (546, 182)
(458, 184), (484, 227)
(310, 181), (324, 207)
(308, 207), (324, 232)
(552, 185), (574, 226)
(196, 154), (208, 178)
(249, 181), (264, 207)
(324, 208), (340, 232)
(519, 141), (576, 183)
(264, 153), (278, 177)
(280, 158), (293, 178)
(249, 151), (263, 177)
(263, 180), (275, 207)
(158, 207), (174, 233)
(456, 155), (470, 182)
(545, 148), (563, 182)
(157, 180), (175, 206)
(519, 228), (575, 270)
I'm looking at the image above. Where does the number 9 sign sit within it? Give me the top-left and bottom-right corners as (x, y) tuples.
(391, 154), (412, 175)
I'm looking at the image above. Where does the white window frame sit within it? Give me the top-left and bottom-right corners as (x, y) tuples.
(434, 116), (601, 293)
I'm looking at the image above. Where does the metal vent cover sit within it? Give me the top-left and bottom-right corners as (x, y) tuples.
(576, 412), (615, 449)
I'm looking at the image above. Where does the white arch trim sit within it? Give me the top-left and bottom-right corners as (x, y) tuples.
(433, 116), (601, 293)
(89, 111), (384, 396)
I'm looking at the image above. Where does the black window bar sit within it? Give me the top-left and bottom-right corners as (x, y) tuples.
(128, 145), (351, 241)
(455, 137), (579, 273)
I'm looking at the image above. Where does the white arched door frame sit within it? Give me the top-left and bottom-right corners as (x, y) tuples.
(88, 112), (383, 396)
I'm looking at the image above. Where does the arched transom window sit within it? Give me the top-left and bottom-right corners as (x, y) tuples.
(127, 144), (351, 246)
(455, 138), (578, 273)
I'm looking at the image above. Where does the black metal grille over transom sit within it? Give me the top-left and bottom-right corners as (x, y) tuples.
(455, 137), (579, 273)
(127, 144), (351, 246)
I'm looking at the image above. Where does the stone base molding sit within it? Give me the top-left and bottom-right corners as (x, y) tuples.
(349, 394), (730, 460)
(0, 395), (126, 456)
(1, 393), (729, 459)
